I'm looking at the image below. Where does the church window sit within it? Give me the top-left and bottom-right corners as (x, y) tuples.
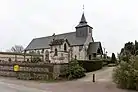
(64, 43), (67, 51)
(54, 48), (58, 56)
(89, 55), (91, 60)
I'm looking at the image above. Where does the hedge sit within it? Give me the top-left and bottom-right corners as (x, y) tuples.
(78, 60), (103, 72)
(102, 59), (110, 66)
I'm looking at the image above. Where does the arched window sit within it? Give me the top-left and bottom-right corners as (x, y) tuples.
(89, 55), (91, 60)
(64, 43), (67, 51)
(54, 48), (58, 56)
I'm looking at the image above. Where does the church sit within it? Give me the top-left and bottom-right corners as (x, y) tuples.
(25, 12), (103, 63)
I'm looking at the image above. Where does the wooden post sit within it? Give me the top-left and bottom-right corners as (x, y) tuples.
(93, 74), (95, 82)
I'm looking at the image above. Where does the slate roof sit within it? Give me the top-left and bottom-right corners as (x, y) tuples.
(87, 42), (103, 54)
(49, 39), (65, 46)
(25, 32), (87, 50)
(75, 13), (93, 29)
(80, 13), (87, 24)
(25, 13), (95, 51)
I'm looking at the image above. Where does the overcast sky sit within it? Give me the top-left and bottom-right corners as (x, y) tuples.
(0, 0), (138, 56)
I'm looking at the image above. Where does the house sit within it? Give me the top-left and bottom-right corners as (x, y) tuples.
(25, 12), (103, 63)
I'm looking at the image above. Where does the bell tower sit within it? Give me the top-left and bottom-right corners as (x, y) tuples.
(75, 12), (93, 38)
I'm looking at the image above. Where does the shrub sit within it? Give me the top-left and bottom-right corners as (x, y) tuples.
(102, 59), (110, 66)
(113, 56), (138, 90)
(78, 60), (103, 72)
(65, 59), (85, 80)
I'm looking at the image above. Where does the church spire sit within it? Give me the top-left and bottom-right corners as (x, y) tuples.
(75, 12), (87, 28)
(80, 5), (87, 24)
(80, 13), (87, 24)
(75, 6), (93, 37)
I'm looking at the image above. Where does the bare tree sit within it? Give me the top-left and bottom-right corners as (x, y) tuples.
(11, 45), (24, 53)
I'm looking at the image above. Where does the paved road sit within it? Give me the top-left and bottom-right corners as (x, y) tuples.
(0, 80), (50, 92)
(0, 67), (137, 92)
(77, 66), (114, 82)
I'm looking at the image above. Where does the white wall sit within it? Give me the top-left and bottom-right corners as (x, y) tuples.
(72, 46), (79, 60)
(49, 41), (70, 63)
(50, 52), (68, 63)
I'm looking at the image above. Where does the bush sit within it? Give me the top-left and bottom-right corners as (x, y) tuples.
(78, 60), (103, 72)
(102, 59), (110, 66)
(113, 56), (138, 90)
(64, 59), (85, 80)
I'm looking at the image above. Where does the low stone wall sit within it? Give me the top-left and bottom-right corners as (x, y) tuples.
(53, 63), (68, 78)
(0, 60), (68, 80)
(0, 60), (53, 80)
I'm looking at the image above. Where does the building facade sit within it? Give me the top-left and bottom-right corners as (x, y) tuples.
(25, 13), (103, 63)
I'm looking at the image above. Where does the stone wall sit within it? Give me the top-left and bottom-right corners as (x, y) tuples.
(0, 60), (68, 80)
(53, 63), (68, 78)
(50, 52), (69, 63)
(0, 60), (53, 80)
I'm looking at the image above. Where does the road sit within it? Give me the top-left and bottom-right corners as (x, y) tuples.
(77, 66), (114, 82)
(0, 80), (50, 92)
(0, 67), (136, 92)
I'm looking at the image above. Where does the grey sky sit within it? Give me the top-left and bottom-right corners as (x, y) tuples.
(0, 0), (138, 56)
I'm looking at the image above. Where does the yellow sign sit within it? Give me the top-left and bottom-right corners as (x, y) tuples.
(14, 65), (20, 72)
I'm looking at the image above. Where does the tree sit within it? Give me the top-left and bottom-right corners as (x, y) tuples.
(120, 41), (136, 56)
(111, 53), (117, 63)
(11, 45), (24, 53)
(113, 56), (138, 90)
(113, 41), (138, 90)
(134, 40), (138, 55)
(124, 42), (135, 55)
